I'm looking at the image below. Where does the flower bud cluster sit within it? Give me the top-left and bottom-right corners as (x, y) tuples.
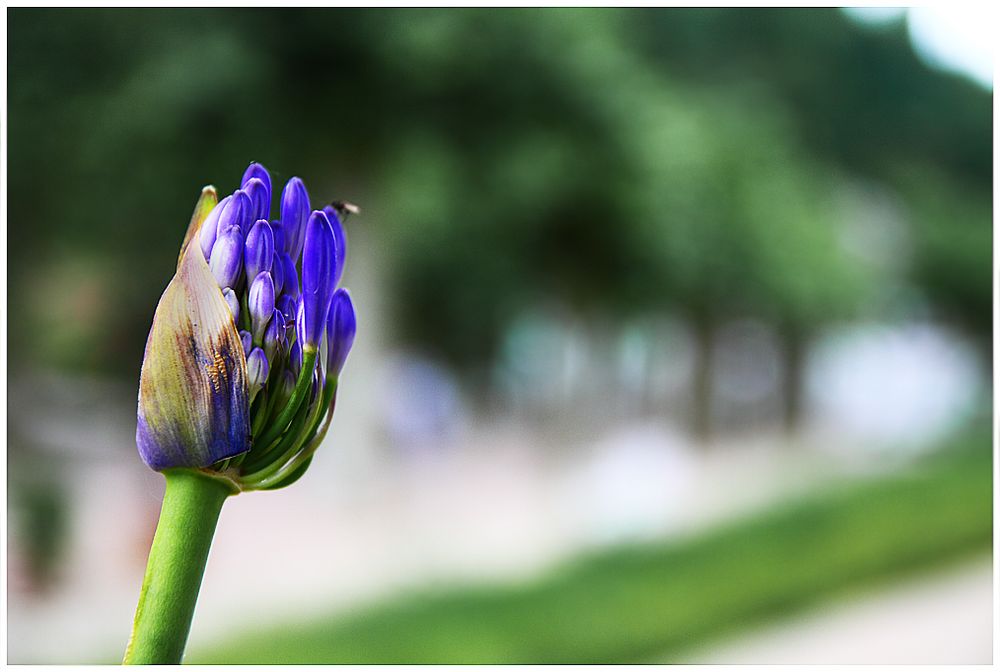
(137, 162), (357, 490)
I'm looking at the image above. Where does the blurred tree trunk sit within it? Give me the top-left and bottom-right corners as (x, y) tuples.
(691, 314), (714, 444)
(781, 324), (806, 434)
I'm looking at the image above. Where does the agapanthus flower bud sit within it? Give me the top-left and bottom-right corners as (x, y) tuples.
(242, 162), (272, 205)
(248, 272), (275, 342)
(243, 177), (270, 223)
(245, 220), (274, 280)
(271, 251), (285, 296)
(270, 220), (286, 255)
(198, 194), (230, 261)
(209, 225), (244, 289)
(222, 287), (240, 325)
(220, 189), (253, 238)
(300, 210), (336, 348)
(246, 347), (269, 393)
(137, 170), (359, 493)
(280, 177), (310, 260)
(326, 289), (356, 376)
(280, 252), (299, 299)
(263, 308), (284, 362)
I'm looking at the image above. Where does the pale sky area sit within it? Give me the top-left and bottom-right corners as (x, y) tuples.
(844, 6), (994, 89)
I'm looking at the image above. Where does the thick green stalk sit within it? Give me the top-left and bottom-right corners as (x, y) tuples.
(123, 469), (234, 665)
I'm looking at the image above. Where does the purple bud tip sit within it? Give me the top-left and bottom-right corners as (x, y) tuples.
(326, 288), (357, 376)
(243, 177), (270, 223)
(240, 330), (253, 355)
(300, 210), (336, 347)
(248, 272), (276, 341)
(245, 219), (274, 280)
(209, 225), (244, 289)
(241, 162), (272, 210)
(222, 287), (240, 325)
(246, 347), (270, 390)
(220, 190), (253, 239)
(280, 177), (310, 261)
(199, 195), (232, 261)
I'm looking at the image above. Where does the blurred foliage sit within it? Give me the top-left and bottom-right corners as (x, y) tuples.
(8, 8), (991, 382)
(189, 429), (991, 663)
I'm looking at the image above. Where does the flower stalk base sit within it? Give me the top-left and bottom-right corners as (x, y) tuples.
(123, 469), (235, 664)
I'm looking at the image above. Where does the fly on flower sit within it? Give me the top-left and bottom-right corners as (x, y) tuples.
(135, 163), (357, 491)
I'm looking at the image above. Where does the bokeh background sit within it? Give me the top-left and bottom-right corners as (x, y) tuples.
(6, 7), (993, 664)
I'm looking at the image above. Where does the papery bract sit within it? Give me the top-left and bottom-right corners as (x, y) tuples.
(136, 243), (250, 471)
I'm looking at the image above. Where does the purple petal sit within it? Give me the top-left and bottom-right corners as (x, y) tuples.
(300, 210), (336, 348)
(280, 177), (310, 261)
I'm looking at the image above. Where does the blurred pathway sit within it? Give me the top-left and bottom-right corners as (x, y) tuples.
(678, 555), (993, 664)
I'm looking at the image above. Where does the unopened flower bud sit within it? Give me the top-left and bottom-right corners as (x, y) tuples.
(248, 272), (275, 342)
(209, 225), (244, 289)
(198, 194), (231, 261)
(280, 177), (310, 260)
(300, 210), (336, 348)
(280, 252), (299, 299)
(242, 162), (272, 206)
(220, 189), (253, 238)
(246, 347), (270, 393)
(245, 220), (274, 280)
(243, 177), (270, 223)
(326, 288), (357, 376)
(263, 308), (284, 362)
(240, 329), (252, 355)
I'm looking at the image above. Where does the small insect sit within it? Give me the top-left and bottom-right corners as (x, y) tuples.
(329, 200), (361, 218)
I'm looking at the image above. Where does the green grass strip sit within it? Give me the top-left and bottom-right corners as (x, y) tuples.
(192, 433), (992, 664)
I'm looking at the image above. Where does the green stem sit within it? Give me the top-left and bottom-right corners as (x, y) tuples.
(255, 349), (318, 450)
(123, 469), (234, 665)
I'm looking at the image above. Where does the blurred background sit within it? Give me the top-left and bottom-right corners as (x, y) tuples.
(6, 7), (994, 664)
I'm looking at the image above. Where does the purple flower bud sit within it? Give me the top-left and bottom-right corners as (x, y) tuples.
(280, 252), (299, 299)
(246, 346), (270, 391)
(209, 225), (244, 289)
(244, 220), (274, 280)
(300, 210), (336, 348)
(248, 272), (275, 342)
(271, 251), (284, 296)
(242, 162), (272, 199)
(220, 189), (253, 238)
(222, 287), (240, 325)
(270, 220), (286, 255)
(326, 288), (356, 376)
(280, 177), (310, 260)
(243, 177), (270, 223)
(322, 205), (348, 288)
(242, 162), (272, 215)
(198, 194), (232, 261)
(263, 308), (284, 362)
(240, 329), (252, 355)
